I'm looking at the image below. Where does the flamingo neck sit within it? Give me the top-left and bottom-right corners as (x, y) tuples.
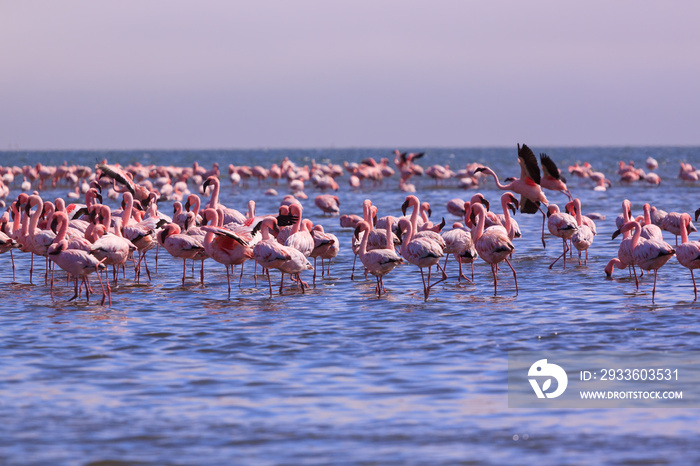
(359, 225), (369, 256)
(630, 222), (641, 248)
(472, 205), (485, 242)
(501, 197), (512, 232)
(680, 219), (690, 244)
(56, 215), (68, 243)
(207, 178), (220, 209)
(192, 196), (201, 217)
(386, 219), (394, 253)
(485, 168), (509, 190)
(122, 195), (133, 228)
(643, 205), (652, 226)
(409, 199), (420, 233)
(574, 200), (583, 226)
(28, 200), (42, 234)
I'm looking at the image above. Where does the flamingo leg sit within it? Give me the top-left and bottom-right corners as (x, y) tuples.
(226, 265), (231, 298)
(200, 260), (205, 285)
(10, 250), (15, 282)
(420, 268), (429, 300)
(267, 269), (273, 297)
(279, 273), (285, 294)
(155, 244), (159, 272)
(692, 269), (697, 301)
(182, 259), (186, 286)
(539, 208), (547, 248)
(30, 253), (34, 284)
(68, 277), (79, 301)
(548, 240), (569, 269)
(505, 258), (518, 295)
(375, 276), (381, 295)
(652, 269), (658, 301)
(239, 262), (245, 286)
(350, 254), (357, 280)
(327, 258), (332, 277)
(313, 257), (317, 286)
(633, 266), (639, 289)
(491, 264), (498, 295)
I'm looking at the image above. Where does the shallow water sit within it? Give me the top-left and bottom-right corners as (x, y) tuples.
(1, 147), (700, 464)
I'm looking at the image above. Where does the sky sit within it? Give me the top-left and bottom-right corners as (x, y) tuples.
(1, 1), (700, 150)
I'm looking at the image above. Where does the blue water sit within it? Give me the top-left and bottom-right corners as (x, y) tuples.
(1, 147), (700, 464)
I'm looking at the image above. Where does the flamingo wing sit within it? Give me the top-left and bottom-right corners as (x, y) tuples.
(517, 144), (541, 185)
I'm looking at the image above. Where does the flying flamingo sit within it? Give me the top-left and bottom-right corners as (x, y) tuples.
(539, 153), (572, 200)
(676, 213), (700, 300)
(475, 144), (549, 247)
(469, 203), (517, 295)
(354, 219), (403, 296)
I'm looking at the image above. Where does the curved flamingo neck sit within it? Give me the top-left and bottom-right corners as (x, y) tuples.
(359, 223), (370, 256)
(420, 205), (429, 223)
(28, 197), (43, 234)
(409, 198), (420, 234)
(261, 219), (275, 241)
(501, 196), (512, 232)
(191, 196), (201, 217)
(122, 194), (134, 227)
(483, 168), (509, 190)
(207, 178), (220, 209)
(630, 222), (642, 248)
(55, 214), (69, 243)
(247, 201), (255, 219)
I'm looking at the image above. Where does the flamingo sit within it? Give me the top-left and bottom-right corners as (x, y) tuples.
(312, 224), (339, 278)
(202, 176), (246, 224)
(675, 213), (700, 300)
(48, 239), (108, 304)
(441, 218), (476, 282)
(315, 195), (340, 215)
(546, 204), (578, 269)
(200, 209), (253, 297)
(475, 144), (549, 247)
(539, 153), (572, 200)
(397, 214), (446, 300)
(253, 217), (313, 296)
(90, 206), (137, 286)
(469, 203), (517, 295)
(354, 219), (403, 296)
(618, 220), (675, 300)
(158, 223), (206, 286)
(569, 199), (594, 265)
(661, 211), (696, 245)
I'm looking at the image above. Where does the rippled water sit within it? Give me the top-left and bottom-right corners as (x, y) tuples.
(2, 147), (700, 464)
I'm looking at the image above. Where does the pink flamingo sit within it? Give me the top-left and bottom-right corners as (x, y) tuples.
(158, 223), (206, 286)
(618, 220), (675, 300)
(48, 239), (108, 304)
(676, 213), (700, 300)
(469, 203), (517, 295)
(312, 224), (339, 278)
(475, 144), (549, 247)
(539, 153), (572, 200)
(354, 218), (403, 296)
(201, 209), (253, 297)
(314, 194), (340, 215)
(202, 176), (246, 224)
(441, 217), (476, 282)
(546, 204), (577, 269)
(569, 199), (594, 265)
(253, 217), (313, 296)
(90, 206), (136, 285)
(397, 215), (446, 300)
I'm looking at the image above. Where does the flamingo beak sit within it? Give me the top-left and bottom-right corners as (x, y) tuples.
(695, 208), (700, 222)
(481, 198), (490, 211)
(203, 178), (211, 190)
(612, 229), (621, 240)
(401, 199), (409, 216)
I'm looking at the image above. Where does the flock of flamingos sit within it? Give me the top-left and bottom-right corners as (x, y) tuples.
(1, 145), (699, 305)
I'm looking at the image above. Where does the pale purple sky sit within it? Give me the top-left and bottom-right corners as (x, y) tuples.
(2, 1), (699, 150)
